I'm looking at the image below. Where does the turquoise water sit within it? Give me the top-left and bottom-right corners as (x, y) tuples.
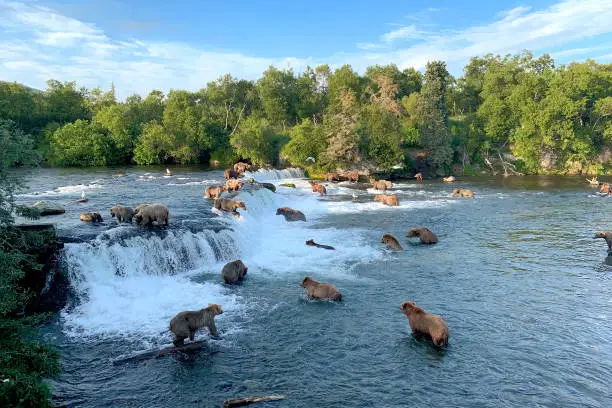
(19, 168), (610, 407)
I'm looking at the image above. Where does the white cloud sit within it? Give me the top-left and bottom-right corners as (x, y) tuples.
(0, 0), (611, 98)
(380, 25), (424, 43)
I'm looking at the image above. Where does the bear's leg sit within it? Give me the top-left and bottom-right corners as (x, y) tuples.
(173, 336), (186, 347)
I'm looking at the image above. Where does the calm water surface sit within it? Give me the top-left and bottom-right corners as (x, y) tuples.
(17, 167), (611, 407)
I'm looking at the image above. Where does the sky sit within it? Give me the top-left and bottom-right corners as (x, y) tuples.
(1, 0), (611, 98)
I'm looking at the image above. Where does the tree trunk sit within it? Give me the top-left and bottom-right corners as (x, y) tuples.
(111, 341), (208, 365)
(223, 395), (286, 407)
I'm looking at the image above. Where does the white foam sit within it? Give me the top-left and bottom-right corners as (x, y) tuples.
(243, 167), (305, 181)
(62, 277), (241, 342)
(19, 183), (103, 197)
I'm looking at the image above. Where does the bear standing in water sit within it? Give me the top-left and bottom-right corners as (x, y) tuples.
(381, 233), (403, 250)
(407, 228), (439, 244)
(301, 277), (342, 301)
(400, 301), (449, 348)
(221, 260), (248, 284)
(169, 304), (223, 347)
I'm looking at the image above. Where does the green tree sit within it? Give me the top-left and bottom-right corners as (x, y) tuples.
(282, 120), (327, 166)
(323, 89), (360, 168)
(328, 65), (362, 112)
(42, 80), (91, 124)
(256, 67), (298, 128)
(416, 61), (453, 171)
(0, 120), (59, 408)
(93, 104), (133, 163)
(230, 117), (275, 165)
(358, 104), (403, 169)
(49, 120), (113, 166)
(133, 121), (173, 165)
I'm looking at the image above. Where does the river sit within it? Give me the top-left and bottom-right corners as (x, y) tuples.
(16, 167), (612, 407)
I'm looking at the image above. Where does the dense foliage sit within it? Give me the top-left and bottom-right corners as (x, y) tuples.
(1, 51), (611, 175)
(0, 120), (59, 407)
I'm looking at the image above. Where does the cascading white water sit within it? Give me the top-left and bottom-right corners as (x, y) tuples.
(242, 167), (305, 181)
(60, 169), (382, 342)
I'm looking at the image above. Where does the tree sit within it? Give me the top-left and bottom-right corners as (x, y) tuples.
(42, 80), (91, 124)
(162, 90), (208, 163)
(49, 120), (113, 166)
(328, 65), (362, 112)
(256, 67), (298, 127)
(0, 120), (59, 408)
(282, 120), (327, 166)
(93, 104), (133, 163)
(230, 117), (275, 165)
(295, 67), (327, 123)
(358, 104), (403, 169)
(87, 85), (117, 113)
(133, 121), (174, 165)
(416, 61), (453, 171)
(323, 89), (360, 168)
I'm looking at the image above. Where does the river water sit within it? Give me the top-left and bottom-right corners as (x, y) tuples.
(16, 167), (612, 407)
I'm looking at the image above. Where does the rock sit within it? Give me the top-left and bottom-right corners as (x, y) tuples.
(280, 183), (296, 188)
(31, 201), (65, 216)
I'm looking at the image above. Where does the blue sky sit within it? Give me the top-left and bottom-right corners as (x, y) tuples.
(1, 0), (611, 98)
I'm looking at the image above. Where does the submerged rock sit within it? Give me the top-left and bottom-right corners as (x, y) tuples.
(30, 200), (65, 216)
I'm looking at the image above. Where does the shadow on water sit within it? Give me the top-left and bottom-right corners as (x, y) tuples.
(30, 169), (612, 408)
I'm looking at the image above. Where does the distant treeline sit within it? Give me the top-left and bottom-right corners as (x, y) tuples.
(1, 50), (611, 175)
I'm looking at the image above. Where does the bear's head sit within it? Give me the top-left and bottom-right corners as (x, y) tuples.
(110, 206), (117, 217)
(301, 276), (315, 287)
(276, 207), (287, 215)
(381, 233), (397, 244)
(305, 239), (315, 246)
(206, 303), (223, 315)
(236, 201), (246, 211)
(594, 231), (608, 239)
(400, 301), (417, 314)
(407, 229), (421, 238)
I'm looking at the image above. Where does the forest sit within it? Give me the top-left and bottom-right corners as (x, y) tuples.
(1, 50), (611, 176)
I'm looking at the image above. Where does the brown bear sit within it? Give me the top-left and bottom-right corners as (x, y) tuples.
(134, 203), (169, 226)
(308, 181), (327, 195)
(224, 168), (241, 180)
(593, 231), (612, 250)
(225, 179), (244, 192)
(169, 304), (223, 347)
(374, 194), (399, 206)
(214, 198), (246, 217)
(443, 176), (456, 182)
(211, 159), (220, 167)
(276, 207), (306, 222)
(369, 177), (393, 190)
(110, 205), (134, 223)
(345, 171), (360, 182)
(205, 185), (226, 199)
(301, 276), (342, 301)
(415, 173), (423, 182)
(600, 183), (611, 195)
(134, 203), (149, 215)
(407, 228), (439, 244)
(305, 239), (335, 250)
(452, 188), (474, 198)
(233, 162), (251, 174)
(325, 172), (340, 182)
(79, 212), (103, 222)
(381, 233), (403, 250)
(400, 301), (449, 348)
(221, 260), (248, 284)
